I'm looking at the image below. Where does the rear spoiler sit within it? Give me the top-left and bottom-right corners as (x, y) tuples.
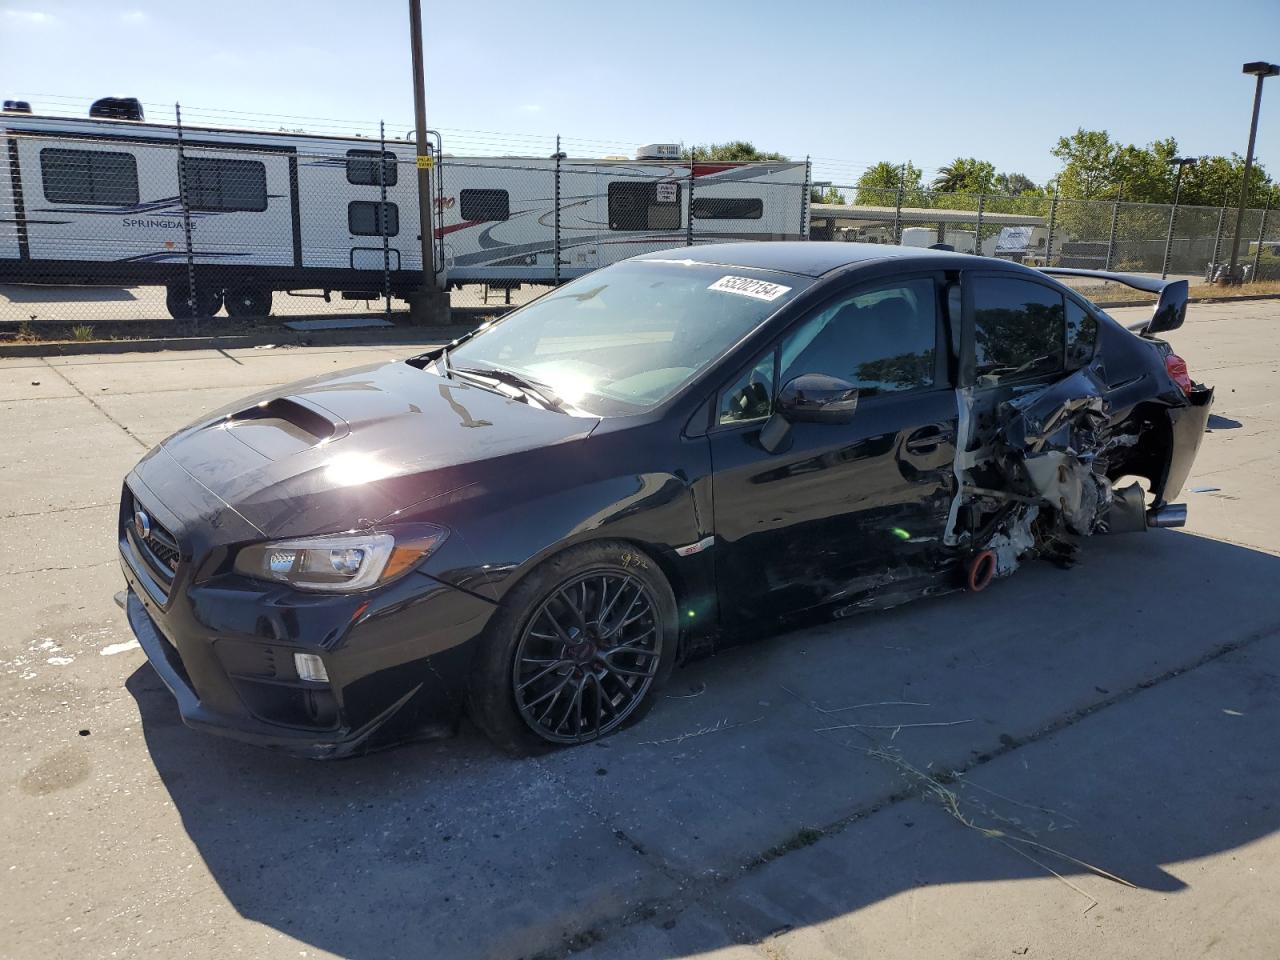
(1038, 267), (1188, 336)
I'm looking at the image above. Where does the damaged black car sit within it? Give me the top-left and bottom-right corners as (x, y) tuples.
(117, 243), (1213, 756)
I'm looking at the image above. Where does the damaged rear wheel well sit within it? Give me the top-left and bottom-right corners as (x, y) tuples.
(1108, 402), (1174, 502)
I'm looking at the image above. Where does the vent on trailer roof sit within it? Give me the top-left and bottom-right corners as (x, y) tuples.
(3, 100), (32, 114)
(635, 143), (680, 161)
(89, 97), (144, 121)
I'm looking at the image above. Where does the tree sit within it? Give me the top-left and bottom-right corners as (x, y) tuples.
(993, 172), (1041, 196)
(1050, 128), (1121, 200)
(931, 157), (995, 194)
(811, 185), (847, 204)
(1178, 153), (1274, 209)
(681, 141), (788, 162)
(856, 161), (925, 206)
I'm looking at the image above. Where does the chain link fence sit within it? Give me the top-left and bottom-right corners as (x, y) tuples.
(2, 106), (1277, 337)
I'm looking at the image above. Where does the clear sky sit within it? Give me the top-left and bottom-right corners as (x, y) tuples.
(3, 0), (1278, 188)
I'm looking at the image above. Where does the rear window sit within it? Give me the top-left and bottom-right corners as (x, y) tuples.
(1065, 298), (1097, 367)
(972, 276), (1065, 385)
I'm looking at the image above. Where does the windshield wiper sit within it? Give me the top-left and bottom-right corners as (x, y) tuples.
(453, 366), (566, 413)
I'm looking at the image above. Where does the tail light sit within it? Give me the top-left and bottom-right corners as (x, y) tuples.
(1165, 353), (1194, 396)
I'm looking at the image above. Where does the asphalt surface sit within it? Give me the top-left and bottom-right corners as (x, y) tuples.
(1, 300), (1277, 960)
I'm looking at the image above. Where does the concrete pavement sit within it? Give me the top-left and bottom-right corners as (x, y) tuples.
(1, 300), (1277, 960)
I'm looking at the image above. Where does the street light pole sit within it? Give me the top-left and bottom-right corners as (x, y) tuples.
(1226, 61), (1279, 283)
(1162, 156), (1197, 279)
(407, 0), (450, 323)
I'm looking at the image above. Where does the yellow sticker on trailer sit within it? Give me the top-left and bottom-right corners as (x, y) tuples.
(416, 155), (434, 169)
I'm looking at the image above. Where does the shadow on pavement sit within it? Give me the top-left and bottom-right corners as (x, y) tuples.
(0, 283), (139, 303)
(130, 530), (1280, 960)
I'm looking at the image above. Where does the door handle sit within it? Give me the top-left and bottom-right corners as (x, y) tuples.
(905, 426), (954, 455)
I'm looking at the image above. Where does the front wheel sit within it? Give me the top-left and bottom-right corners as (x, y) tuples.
(469, 541), (677, 754)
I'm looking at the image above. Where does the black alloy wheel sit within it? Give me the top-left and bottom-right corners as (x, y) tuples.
(468, 540), (677, 753)
(512, 571), (662, 743)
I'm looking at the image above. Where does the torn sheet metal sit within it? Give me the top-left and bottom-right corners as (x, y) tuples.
(944, 364), (1121, 577)
(1001, 367), (1109, 453)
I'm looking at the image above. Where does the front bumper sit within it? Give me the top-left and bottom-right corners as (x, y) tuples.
(119, 478), (498, 759)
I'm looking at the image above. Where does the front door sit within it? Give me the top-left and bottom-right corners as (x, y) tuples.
(709, 274), (958, 625)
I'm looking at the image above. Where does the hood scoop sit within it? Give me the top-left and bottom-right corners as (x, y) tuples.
(222, 397), (349, 460)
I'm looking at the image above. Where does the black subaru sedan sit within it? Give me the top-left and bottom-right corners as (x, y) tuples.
(118, 243), (1212, 756)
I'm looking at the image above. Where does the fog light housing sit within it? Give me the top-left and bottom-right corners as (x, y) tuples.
(294, 652), (329, 683)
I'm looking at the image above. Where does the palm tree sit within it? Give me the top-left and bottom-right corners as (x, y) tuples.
(932, 159), (969, 192)
(931, 157), (996, 194)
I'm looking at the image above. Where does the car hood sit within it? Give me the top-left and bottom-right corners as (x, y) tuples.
(157, 360), (599, 537)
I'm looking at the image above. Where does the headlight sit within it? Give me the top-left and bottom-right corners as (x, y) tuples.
(233, 524), (448, 593)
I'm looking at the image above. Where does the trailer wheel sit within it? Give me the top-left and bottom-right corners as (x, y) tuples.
(165, 284), (223, 320)
(224, 285), (273, 319)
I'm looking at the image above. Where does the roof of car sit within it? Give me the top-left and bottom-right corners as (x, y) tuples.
(634, 241), (976, 278)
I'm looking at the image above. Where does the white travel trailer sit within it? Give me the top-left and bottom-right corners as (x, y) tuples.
(0, 106), (810, 317)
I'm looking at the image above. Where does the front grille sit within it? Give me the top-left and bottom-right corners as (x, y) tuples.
(122, 490), (183, 600)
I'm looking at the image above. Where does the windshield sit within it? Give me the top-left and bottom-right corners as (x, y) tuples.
(444, 259), (810, 416)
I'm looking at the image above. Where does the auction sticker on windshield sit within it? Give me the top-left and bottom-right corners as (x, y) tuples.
(708, 276), (792, 301)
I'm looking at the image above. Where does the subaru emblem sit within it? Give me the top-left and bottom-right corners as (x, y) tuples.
(134, 510), (152, 541)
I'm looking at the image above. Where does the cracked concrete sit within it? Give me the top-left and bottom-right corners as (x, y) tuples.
(1, 301), (1278, 960)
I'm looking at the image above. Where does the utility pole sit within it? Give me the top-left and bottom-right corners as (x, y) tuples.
(1226, 61), (1278, 283)
(407, 0), (450, 324)
(1161, 157), (1197, 280)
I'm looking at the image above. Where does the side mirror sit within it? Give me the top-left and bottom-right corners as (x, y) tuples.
(775, 374), (859, 424)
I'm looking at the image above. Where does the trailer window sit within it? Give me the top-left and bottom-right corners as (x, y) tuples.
(608, 181), (681, 231)
(185, 157), (268, 212)
(348, 201), (399, 237)
(40, 149), (139, 205)
(692, 197), (764, 220)
(459, 189), (510, 222)
(346, 150), (398, 186)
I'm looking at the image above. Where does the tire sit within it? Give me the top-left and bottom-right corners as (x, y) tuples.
(224, 285), (273, 318)
(468, 540), (678, 755)
(165, 284), (223, 320)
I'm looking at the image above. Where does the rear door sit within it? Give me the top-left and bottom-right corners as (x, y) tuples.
(709, 272), (958, 624)
(963, 271), (1069, 393)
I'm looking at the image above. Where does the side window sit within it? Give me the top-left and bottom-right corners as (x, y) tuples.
(346, 150), (398, 186)
(1065, 298), (1097, 368)
(185, 157), (267, 212)
(348, 200), (399, 236)
(459, 188), (510, 222)
(692, 197), (763, 220)
(971, 276), (1065, 386)
(40, 148), (139, 205)
(608, 181), (681, 231)
(779, 278), (938, 396)
(718, 352), (776, 425)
